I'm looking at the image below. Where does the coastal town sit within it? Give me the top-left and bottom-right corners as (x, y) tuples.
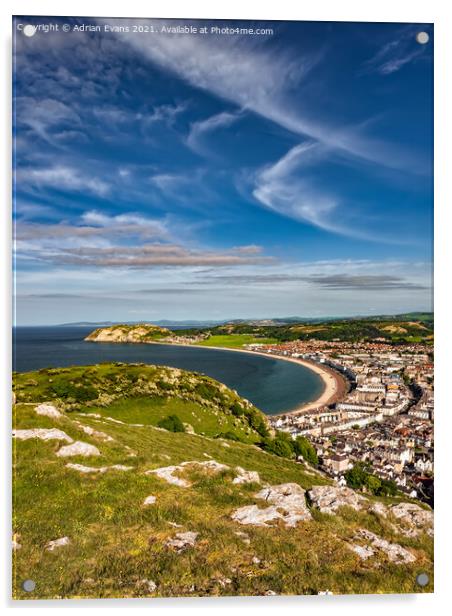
(246, 339), (434, 505)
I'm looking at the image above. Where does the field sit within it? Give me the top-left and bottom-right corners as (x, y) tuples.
(197, 334), (278, 348)
(12, 364), (433, 599)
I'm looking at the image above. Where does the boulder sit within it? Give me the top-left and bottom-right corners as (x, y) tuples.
(143, 495), (157, 506)
(35, 404), (62, 419)
(56, 441), (101, 457)
(308, 485), (366, 514)
(233, 466), (260, 485)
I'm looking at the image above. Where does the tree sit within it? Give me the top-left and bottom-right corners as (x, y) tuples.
(294, 436), (318, 465)
(365, 474), (382, 494)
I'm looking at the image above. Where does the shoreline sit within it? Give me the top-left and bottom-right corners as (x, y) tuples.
(86, 336), (347, 416)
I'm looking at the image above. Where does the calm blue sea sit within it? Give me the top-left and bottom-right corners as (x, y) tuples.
(12, 326), (324, 415)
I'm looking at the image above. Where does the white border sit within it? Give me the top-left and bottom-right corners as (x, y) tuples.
(2, 1), (451, 614)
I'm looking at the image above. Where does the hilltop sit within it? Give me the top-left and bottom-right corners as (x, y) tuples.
(85, 324), (173, 343)
(12, 363), (433, 598)
(85, 315), (434, 351)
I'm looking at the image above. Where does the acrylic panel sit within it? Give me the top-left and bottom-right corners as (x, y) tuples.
(12, 16), (434, 599)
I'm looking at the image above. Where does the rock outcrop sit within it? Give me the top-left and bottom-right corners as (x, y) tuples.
(13, 428), (73, 443)
(34, 404), (62, 419)
(165, 531), (198, 552)
(66, 463), (133, 473)
(146, 460), (229, 487)
(308, 485), (366, 514)
(231, 483), (312, 527)
(354, 529), (416, 564)
(232, 466), (260, 485)
(390, 502), (433, 536)
(46, 536), (71, 551)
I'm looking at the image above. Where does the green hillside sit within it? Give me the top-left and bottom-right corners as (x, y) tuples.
(190, 316), (434, 346)
(12, 364), (433, 599)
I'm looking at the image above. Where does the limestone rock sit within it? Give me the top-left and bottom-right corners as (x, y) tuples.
(308, 485), (366, 514)
(75, 423), (114, 442)
(350, 544), (375, 560)
(136, 579), (157, 593)
(232, 483), (311, 527)
(146, 465), (191, 487)
(35, 404), (62, 419)
(146, 460), (229, 487)
(66, 463), (133, 473)
(56, 441), (101, 457)
(46, 536), (70, 551)
(165, 531), (198, 552)
(143, 495), (157, 506)
(357, 529), (416, 564)
(13, 428), (73, 443)
(232, 505), (281, 527)
(233, 466), (260, 485)
(12, 533), (21, 551)
(390, 503), (433, 534)
(369, 502), (388, 518)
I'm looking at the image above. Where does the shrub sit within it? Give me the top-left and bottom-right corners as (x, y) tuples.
(261, 431), (294, 459)
(157, 414), (186, 433)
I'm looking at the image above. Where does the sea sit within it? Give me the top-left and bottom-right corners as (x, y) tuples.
(12, 326), (324, 416)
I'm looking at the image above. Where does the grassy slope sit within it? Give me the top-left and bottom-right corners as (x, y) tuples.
(13, 363), (268, 443)
(12, 366), (433, 599)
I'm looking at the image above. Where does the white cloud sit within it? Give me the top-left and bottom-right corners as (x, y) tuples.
(18, 166), (110, 197)
(187, 109), (243, 155)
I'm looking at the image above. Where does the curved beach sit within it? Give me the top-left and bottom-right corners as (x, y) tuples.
(176, 343), (347, 416)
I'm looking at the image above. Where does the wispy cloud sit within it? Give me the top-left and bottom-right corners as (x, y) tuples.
(17, 166), (110, 198)
(361, 28), (428, 76)
(304, 274), (426, 290)
(252, 141), (395, 241)
(107, 21), (423, 174)
(187, 109), (244, 156)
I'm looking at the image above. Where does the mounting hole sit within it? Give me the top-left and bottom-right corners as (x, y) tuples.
(23, 25), (37, 37)
(22, 579), (36, 592)
(416, 572), (429, 587)
(416, 32), (429, 45)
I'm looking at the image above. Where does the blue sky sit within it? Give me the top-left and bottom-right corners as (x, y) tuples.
(13, 17), (433, 325)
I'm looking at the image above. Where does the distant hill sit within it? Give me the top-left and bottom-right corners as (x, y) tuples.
(57, 312), (433, 328)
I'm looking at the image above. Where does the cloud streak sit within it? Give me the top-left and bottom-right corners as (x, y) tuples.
(108, 20), (424, 174)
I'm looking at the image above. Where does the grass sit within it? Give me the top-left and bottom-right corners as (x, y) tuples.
(78, 396), (260, 443)
(197, 334), (278, 349)
(12, 365), (433, 600)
